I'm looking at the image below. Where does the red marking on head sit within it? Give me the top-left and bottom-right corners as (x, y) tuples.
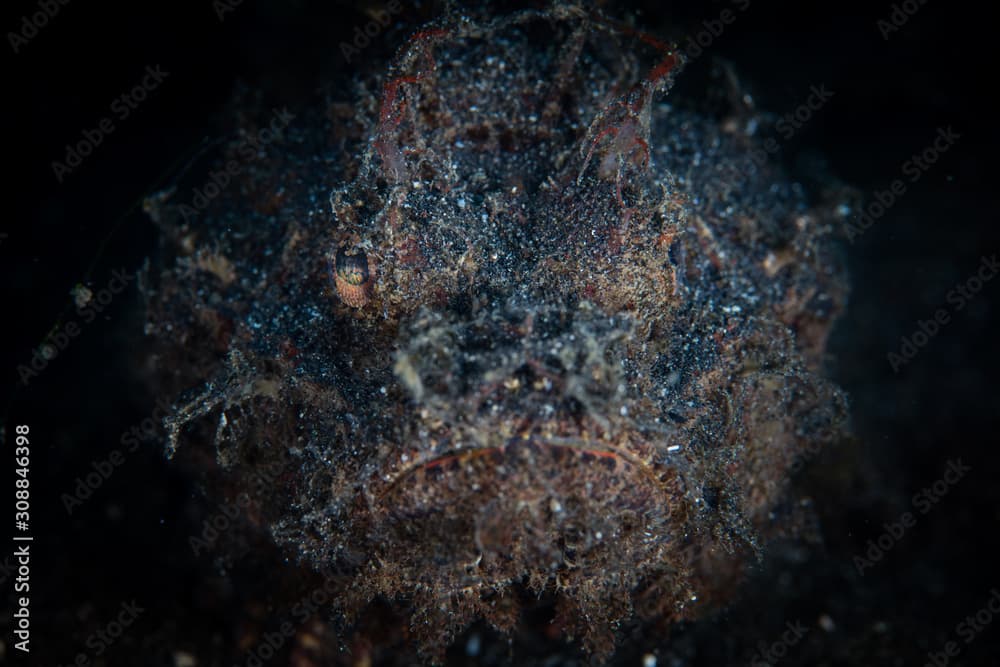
(647, 53), (678, 85)
(379, 75), (424, 128)
(408, 28), (448, 43)
(420, 447), (500, 471)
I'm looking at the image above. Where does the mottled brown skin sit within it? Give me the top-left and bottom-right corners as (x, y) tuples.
(146, 5), (848, 663)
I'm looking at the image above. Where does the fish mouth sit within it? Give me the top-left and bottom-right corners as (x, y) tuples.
(361, 301), (699, 597)
(365, 435), (689, 592)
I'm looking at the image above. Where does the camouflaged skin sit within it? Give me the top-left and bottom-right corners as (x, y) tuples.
(145, 5), (848, 662)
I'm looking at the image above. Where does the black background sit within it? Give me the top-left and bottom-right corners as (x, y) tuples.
(3, 0), (998, 665)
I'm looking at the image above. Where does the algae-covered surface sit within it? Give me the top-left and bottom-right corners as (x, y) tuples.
(145, 5), (847, 662)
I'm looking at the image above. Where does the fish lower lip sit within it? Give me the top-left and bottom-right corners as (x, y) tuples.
(369, 438), (687, 567)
